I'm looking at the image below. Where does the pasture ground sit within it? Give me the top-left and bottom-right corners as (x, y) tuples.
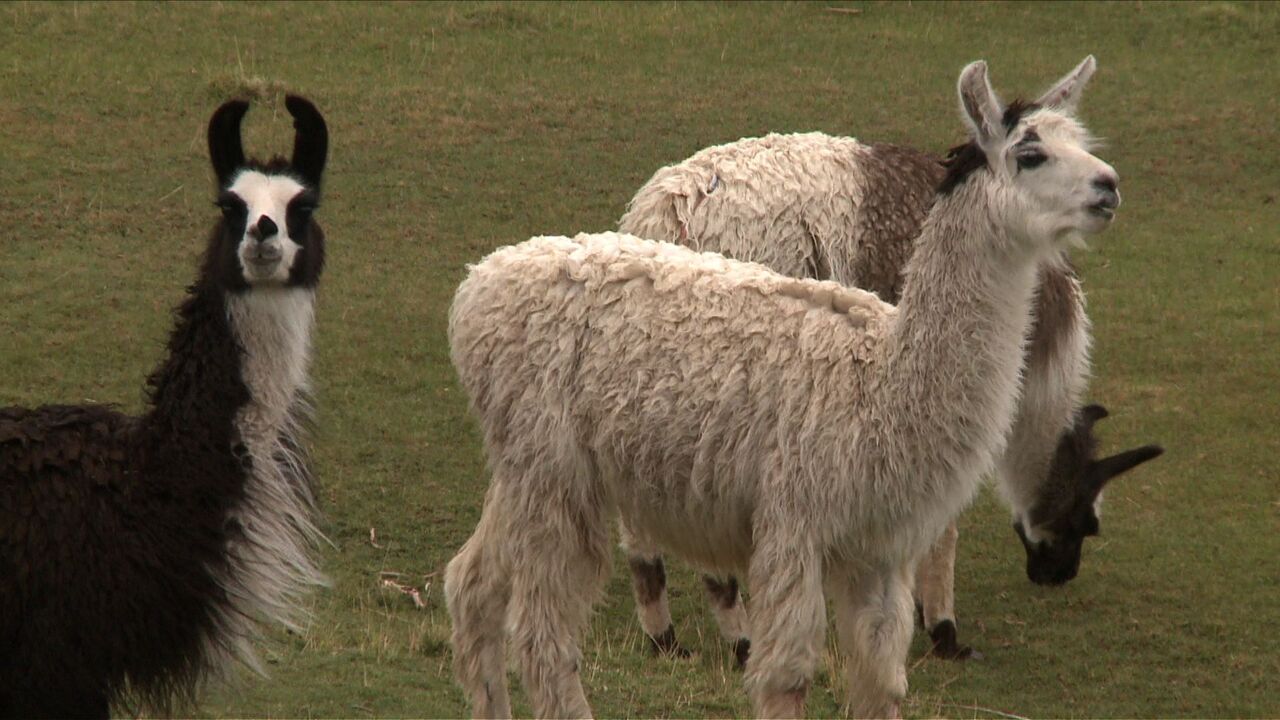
(1, 2), (1277, 717)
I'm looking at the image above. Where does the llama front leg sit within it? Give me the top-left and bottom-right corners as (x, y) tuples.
(619, 523), (688, 657)
(743, 541), (826, 719)
(914, 521), (979, 659)
(830, 563), (914, 719)
(702, 575), (751, 668)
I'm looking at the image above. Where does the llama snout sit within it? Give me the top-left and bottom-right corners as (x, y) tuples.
(248, 215), (278, 241)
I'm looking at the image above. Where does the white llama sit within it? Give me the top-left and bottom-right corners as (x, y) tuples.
(446, 57), (1123, 718)
(616, 101), (1161, 664)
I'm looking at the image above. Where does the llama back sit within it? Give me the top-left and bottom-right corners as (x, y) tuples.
(619, 132), (944, 301)
(449, 232), (894, 564)
(0, 404), (232, 712)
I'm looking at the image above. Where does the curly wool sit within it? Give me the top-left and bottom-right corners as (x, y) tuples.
(620, 130), (1090, 584)
(620, 132), (944, 302)
(452, 233), (897, 568)
(447, 208), (1042, 717)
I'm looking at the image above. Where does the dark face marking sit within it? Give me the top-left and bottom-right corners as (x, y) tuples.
(1017, 404), (1164, 586)
(1015, 518), (1087, 586)
(939, 100), (1041, 195)
(203, 96), (327, 294)
(1015, 149), (1048, 171)
(286, 190), (325, 288)
(1014, 129), (1048, 171)
(202, 174), (325, 294)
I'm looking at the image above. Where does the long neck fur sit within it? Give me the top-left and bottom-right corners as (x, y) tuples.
(132, 271), (323, 702)
(858, 177), (1041, 552)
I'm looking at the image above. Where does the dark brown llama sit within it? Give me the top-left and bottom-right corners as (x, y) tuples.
(0, 95), (329, 719)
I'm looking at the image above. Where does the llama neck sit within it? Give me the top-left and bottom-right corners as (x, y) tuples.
(867, 181), (1041, 513)
(215, 286), (325, 667)
(140, 282), (323, 676)
(144, 285), (315, 438)
(144, 282), (251, 436)
(225, 287), (315, 441)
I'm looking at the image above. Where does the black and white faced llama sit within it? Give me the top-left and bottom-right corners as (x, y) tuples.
(1014, 404), (1164, 585)
(0, 95), (328, 719)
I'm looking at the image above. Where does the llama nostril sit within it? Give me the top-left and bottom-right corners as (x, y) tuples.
(251, 216), (278, 241)
(1091, 176), (1120, 210)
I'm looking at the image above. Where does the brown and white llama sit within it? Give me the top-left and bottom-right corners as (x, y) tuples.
(0, 95), (328, 719)
(617, 62), (1162, 663)
(445, 57), (1132, 718)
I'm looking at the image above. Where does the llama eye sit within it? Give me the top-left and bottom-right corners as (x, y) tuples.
(1016, 151), (1048, 170)
(215, 199), (246, 217)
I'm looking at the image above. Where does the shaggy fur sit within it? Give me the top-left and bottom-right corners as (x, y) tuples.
(617, 65), (1159, 662)
(446, 57), (1127, 718)
(0, 95), (329, 719)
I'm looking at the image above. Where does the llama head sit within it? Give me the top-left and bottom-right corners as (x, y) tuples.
(205, 95), (327, 292)
(1014, 404), (1164, 586)
(942, 57), (1120, 252)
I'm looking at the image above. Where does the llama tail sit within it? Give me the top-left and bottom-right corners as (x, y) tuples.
(445, 505), (514, 719)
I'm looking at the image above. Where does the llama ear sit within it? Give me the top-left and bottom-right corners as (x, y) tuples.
(1035, 55), (1096, 114)
(208, 99), (250, 188)
(957, 60), (1005, 148)
(1092, 444), (1164, 491)
(286, 95), (327, 189)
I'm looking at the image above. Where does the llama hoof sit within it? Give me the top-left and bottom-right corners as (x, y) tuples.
(649, 625), (691, 658)
(732, 638), (751, 670)
(927, 620), (983, 660)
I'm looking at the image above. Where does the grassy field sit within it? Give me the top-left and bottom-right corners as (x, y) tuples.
(1, 2), (1277, 717)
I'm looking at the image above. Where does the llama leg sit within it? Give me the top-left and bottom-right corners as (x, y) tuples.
(914, 521), (979, 659)
(702, 574), (751, 669)
(445, 503), (514, 719)
(743, 542), (825, 719)
(619, 522), (688, 657)
(507, 474), (611, 718)
(830, 564), (914, 719)
(508, 533), (609, 718)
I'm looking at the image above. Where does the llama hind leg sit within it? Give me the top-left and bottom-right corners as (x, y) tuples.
(915, 521), (979, 659)
(508, 489), (612, 717)
(743, 541), (826, 719)
(830, 564), (915, 719)
(445, 508), (514, 719)
(506, 527), (611, 717)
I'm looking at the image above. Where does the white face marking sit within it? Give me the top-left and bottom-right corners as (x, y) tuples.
(227, 171), (307, 285)
(1019, 515), (1055, 545)
(991, 110), (1120, 247)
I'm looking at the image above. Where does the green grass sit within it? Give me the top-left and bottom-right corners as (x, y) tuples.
(2, 1), (1277, 717)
